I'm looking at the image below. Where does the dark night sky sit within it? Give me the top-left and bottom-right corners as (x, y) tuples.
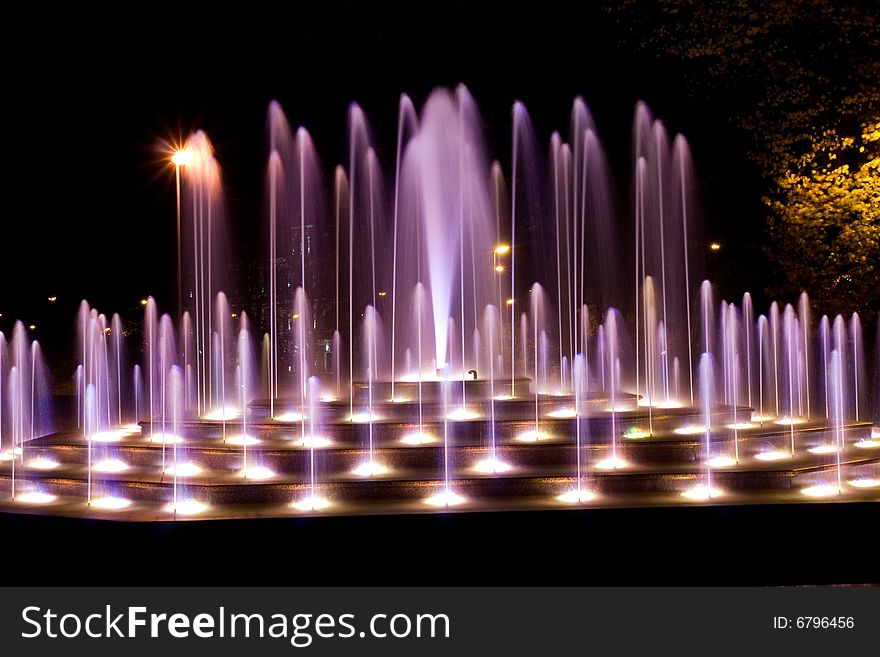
(3, 1), (765, 345)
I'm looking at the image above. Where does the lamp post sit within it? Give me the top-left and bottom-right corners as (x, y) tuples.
(171, 148), (192, 319)
(493, 244), (510, 391)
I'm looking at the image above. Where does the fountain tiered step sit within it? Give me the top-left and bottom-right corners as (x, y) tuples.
(1, 399), (877, 520)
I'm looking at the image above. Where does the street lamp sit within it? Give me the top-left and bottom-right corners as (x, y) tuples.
(172, 147), (191, 319)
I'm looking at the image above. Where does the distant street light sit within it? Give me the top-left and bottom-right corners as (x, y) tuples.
(710, 242), (721, 251)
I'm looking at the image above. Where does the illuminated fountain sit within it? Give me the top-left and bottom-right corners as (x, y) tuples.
(1, 87), (878, 519)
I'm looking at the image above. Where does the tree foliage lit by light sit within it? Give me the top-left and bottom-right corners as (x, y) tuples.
(607, 0), (880, 312)
(766, 122), (879, 313)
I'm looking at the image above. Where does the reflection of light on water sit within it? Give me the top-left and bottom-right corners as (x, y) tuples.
(400, 432), (436, 445)
(28, 457), (60, 470)
(202, 408), (240, 421)
(594, 456), (629, 470)
(808, 444), (838, 455)
(226, 434), (260, 446)
(472, 457), (512, 474)
(351, 461), (389, 477)
(752, 414), (775, 423)
(93, 458), (129, 473)
(755, 450), (791, 461)
(389, 396), (410, 403)
(319, 395), (338, 403)
(848, 478), (880, 489)
(91, 496), (132, 510)
(674, 425), (707, 435)
(348, 412), (381, 423)
(855, 439), (880, 449)
(164, 499), (208, 515)
(423, 490), (466, 507)
(240, 465), (275, 480)
(556, 489), (596, 504)
(494, 394), (514, 401)
(446, 408), (480, 421)
(291, 495), (332, 511)
(290, 435), (332, 448)
(121, 423), (143, 433)
(0, 451), (13, 462)
(801, 484), (840, 498)
(608, 403), (634, 412)
(727, 422), (758, 430)
(515, 430), (551, 443)
(681, 484), (723, 500)
(17, 491), (58, 504)
(547, 408), (577, 419)
(274, 411), (304, 423)
(708, 455), (737, 468)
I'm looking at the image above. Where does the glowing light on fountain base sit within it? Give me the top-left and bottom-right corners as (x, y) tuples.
(594, 456), (629, 470)
(801, 484), (841, 498)
(352, 461), (389, 477)
(0, 451), (13, 462)
(472, 457), (512, 474)
(226, 434), (260, 446)
(239, 465), (275, 480)
(708, 455), (737, 468)
(400, 432), (436, 445)
(165, 462), (203, 477)
(146, 433), (185, 445)
(27, 457), (60, 470)
(16, 491), (57, 505)
(547, 408), (576, 419)
(515, 429), (552, 442)
(291, 495), (332, 511)
(624, 427), (651, 439)
(681, 484), (723, 500)
(556, 489), (597, 504)
(91, 496), (132, 510)
(774, 417), (807, 426)
(93, 458), (129, 473)
(423, 490), (465, 507)
(202, 408), (240, 421)
(727, 422), (758, 430)
(446, 407), (480, 421)
(848, 478), (880, 489)
(291, 435), (332, 448)
(755, 450), (791, 462)
(90, 430), (128, 443)
(164, 499), (208, 515)
(808, 444), (838, 455)
(854, 439), (880, 449)
(348, 412), (381, 423)
(273, 411), (304, 423)
(674, 425), (707, 435)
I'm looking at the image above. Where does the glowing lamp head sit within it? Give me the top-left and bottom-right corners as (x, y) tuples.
(171, 149), (192, 167)
(709, 242), (721, 251)
(494, 244), (511, 255)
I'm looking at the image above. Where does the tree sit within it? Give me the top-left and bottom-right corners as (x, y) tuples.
(605, 0), (880, 312)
